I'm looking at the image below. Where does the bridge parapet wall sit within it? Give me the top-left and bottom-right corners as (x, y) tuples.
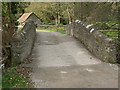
(67, 20), (117, 63)
(11, 21), (36, 66)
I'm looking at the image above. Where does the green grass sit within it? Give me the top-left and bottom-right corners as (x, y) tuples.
(101, 31), (118, 39)
(2, 66), (28, 88)
(37, 29), (66, 34)
(57, 26), (65, 29)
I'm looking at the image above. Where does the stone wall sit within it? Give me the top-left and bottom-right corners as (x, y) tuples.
(66, 20), (117, 63)
(11, 21), (36, 66)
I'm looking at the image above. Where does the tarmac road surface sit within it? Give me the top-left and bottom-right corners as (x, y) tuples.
(25, 30), (118, 88)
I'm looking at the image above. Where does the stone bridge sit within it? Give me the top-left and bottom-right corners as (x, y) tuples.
(10, 20), (118, 88)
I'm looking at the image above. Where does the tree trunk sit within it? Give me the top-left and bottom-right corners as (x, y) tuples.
(117, 3), (120, 63)
(68, 15), (72, 24)
(80, 2), (83, 21)
(55, 18), (58, 25)
(58, 14), (60, 24)
(67, 6), (72, 24)
(8, 3), (15, 35)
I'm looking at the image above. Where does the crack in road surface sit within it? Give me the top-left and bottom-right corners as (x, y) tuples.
(25, 30), (118, 88)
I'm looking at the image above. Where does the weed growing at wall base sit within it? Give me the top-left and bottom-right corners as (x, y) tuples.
(108, 58), (117, 64)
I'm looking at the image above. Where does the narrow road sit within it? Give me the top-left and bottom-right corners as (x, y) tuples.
(26, 30), (118, 88)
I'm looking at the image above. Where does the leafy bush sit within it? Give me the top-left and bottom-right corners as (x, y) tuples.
(92, 21), (119, 30)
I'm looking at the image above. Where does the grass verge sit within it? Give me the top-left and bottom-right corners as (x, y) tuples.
(37, 29), (66, 34)
(2, 66), (33, 88)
